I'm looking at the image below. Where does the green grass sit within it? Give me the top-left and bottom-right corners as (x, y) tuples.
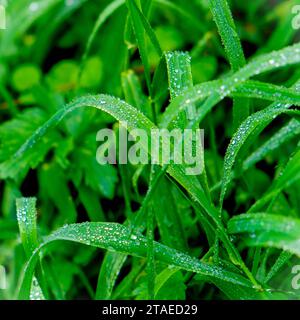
(0, 0), (300, 300)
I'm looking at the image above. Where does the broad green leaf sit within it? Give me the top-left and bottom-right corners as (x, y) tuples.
(0, 108), (59, 179)
(79, 56), (103, 88)
(46, 60), (79, 92)
(11, 64), (41, 92)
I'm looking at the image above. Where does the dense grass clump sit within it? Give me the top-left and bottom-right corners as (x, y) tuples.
(0, 0), (300, 300)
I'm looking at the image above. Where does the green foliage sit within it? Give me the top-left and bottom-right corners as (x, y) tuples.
(0, 0), (300, 300)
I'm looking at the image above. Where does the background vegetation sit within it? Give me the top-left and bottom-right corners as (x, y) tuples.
(0, 0), (300, 300)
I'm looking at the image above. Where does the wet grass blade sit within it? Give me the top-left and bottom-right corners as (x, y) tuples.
(208, 0), (249, 128)
(228, 213), (300, 257)
(208, 0), (246, 71)
(18, 221), (254, 299)
(16, 198), (39, 257)
(219, 79), (300, 210)
(95, 252), (127, 299)
(231, 80), (300, 105)
(146, 204), (155, 299)
(264, 251), (293, 284)
(244, 119), (300, 171)
(16, 197), (48, 299)
(160, 43), (300, 129)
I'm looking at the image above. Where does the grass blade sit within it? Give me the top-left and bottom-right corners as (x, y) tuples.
(126, 0), (162, 94)
(228, 213), (300, 257)
(220, 80), (300, 210)
(19, 221), (254, 299)
(208, 0), (249, 128)
(160, 43), (300, 129)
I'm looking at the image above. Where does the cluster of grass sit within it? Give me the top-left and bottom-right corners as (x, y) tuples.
(0, 0), (300, 300)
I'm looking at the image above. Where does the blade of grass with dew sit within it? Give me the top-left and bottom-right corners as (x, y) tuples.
(16, 198), (39, 257)
(264, 251), (293, 284)
(210, 118), (300, 195)
(231, 80), (300, 105)
(18, 221), (255, 300)
(208, 0), (246, 70)
(228, 213), (300, 258)
(95, 252), (127, 299)
(165, 51), (195, 128)
(159, 43), (300, 130)
(146, 203), (155, 299)
(159, 78), (300, 106)
(151, 51), (194, 251)
(153, 50), (213, 256)
(95, 164), (169, 299)
(243, 118), (300, 171)
(208, 0), (249, 129)
(166, 51), (193, 100)
(219, 107), (300, 209)
(16, 198), (47, 300)
(219, 79), (300, 210)
(163, 51), (211, 200)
